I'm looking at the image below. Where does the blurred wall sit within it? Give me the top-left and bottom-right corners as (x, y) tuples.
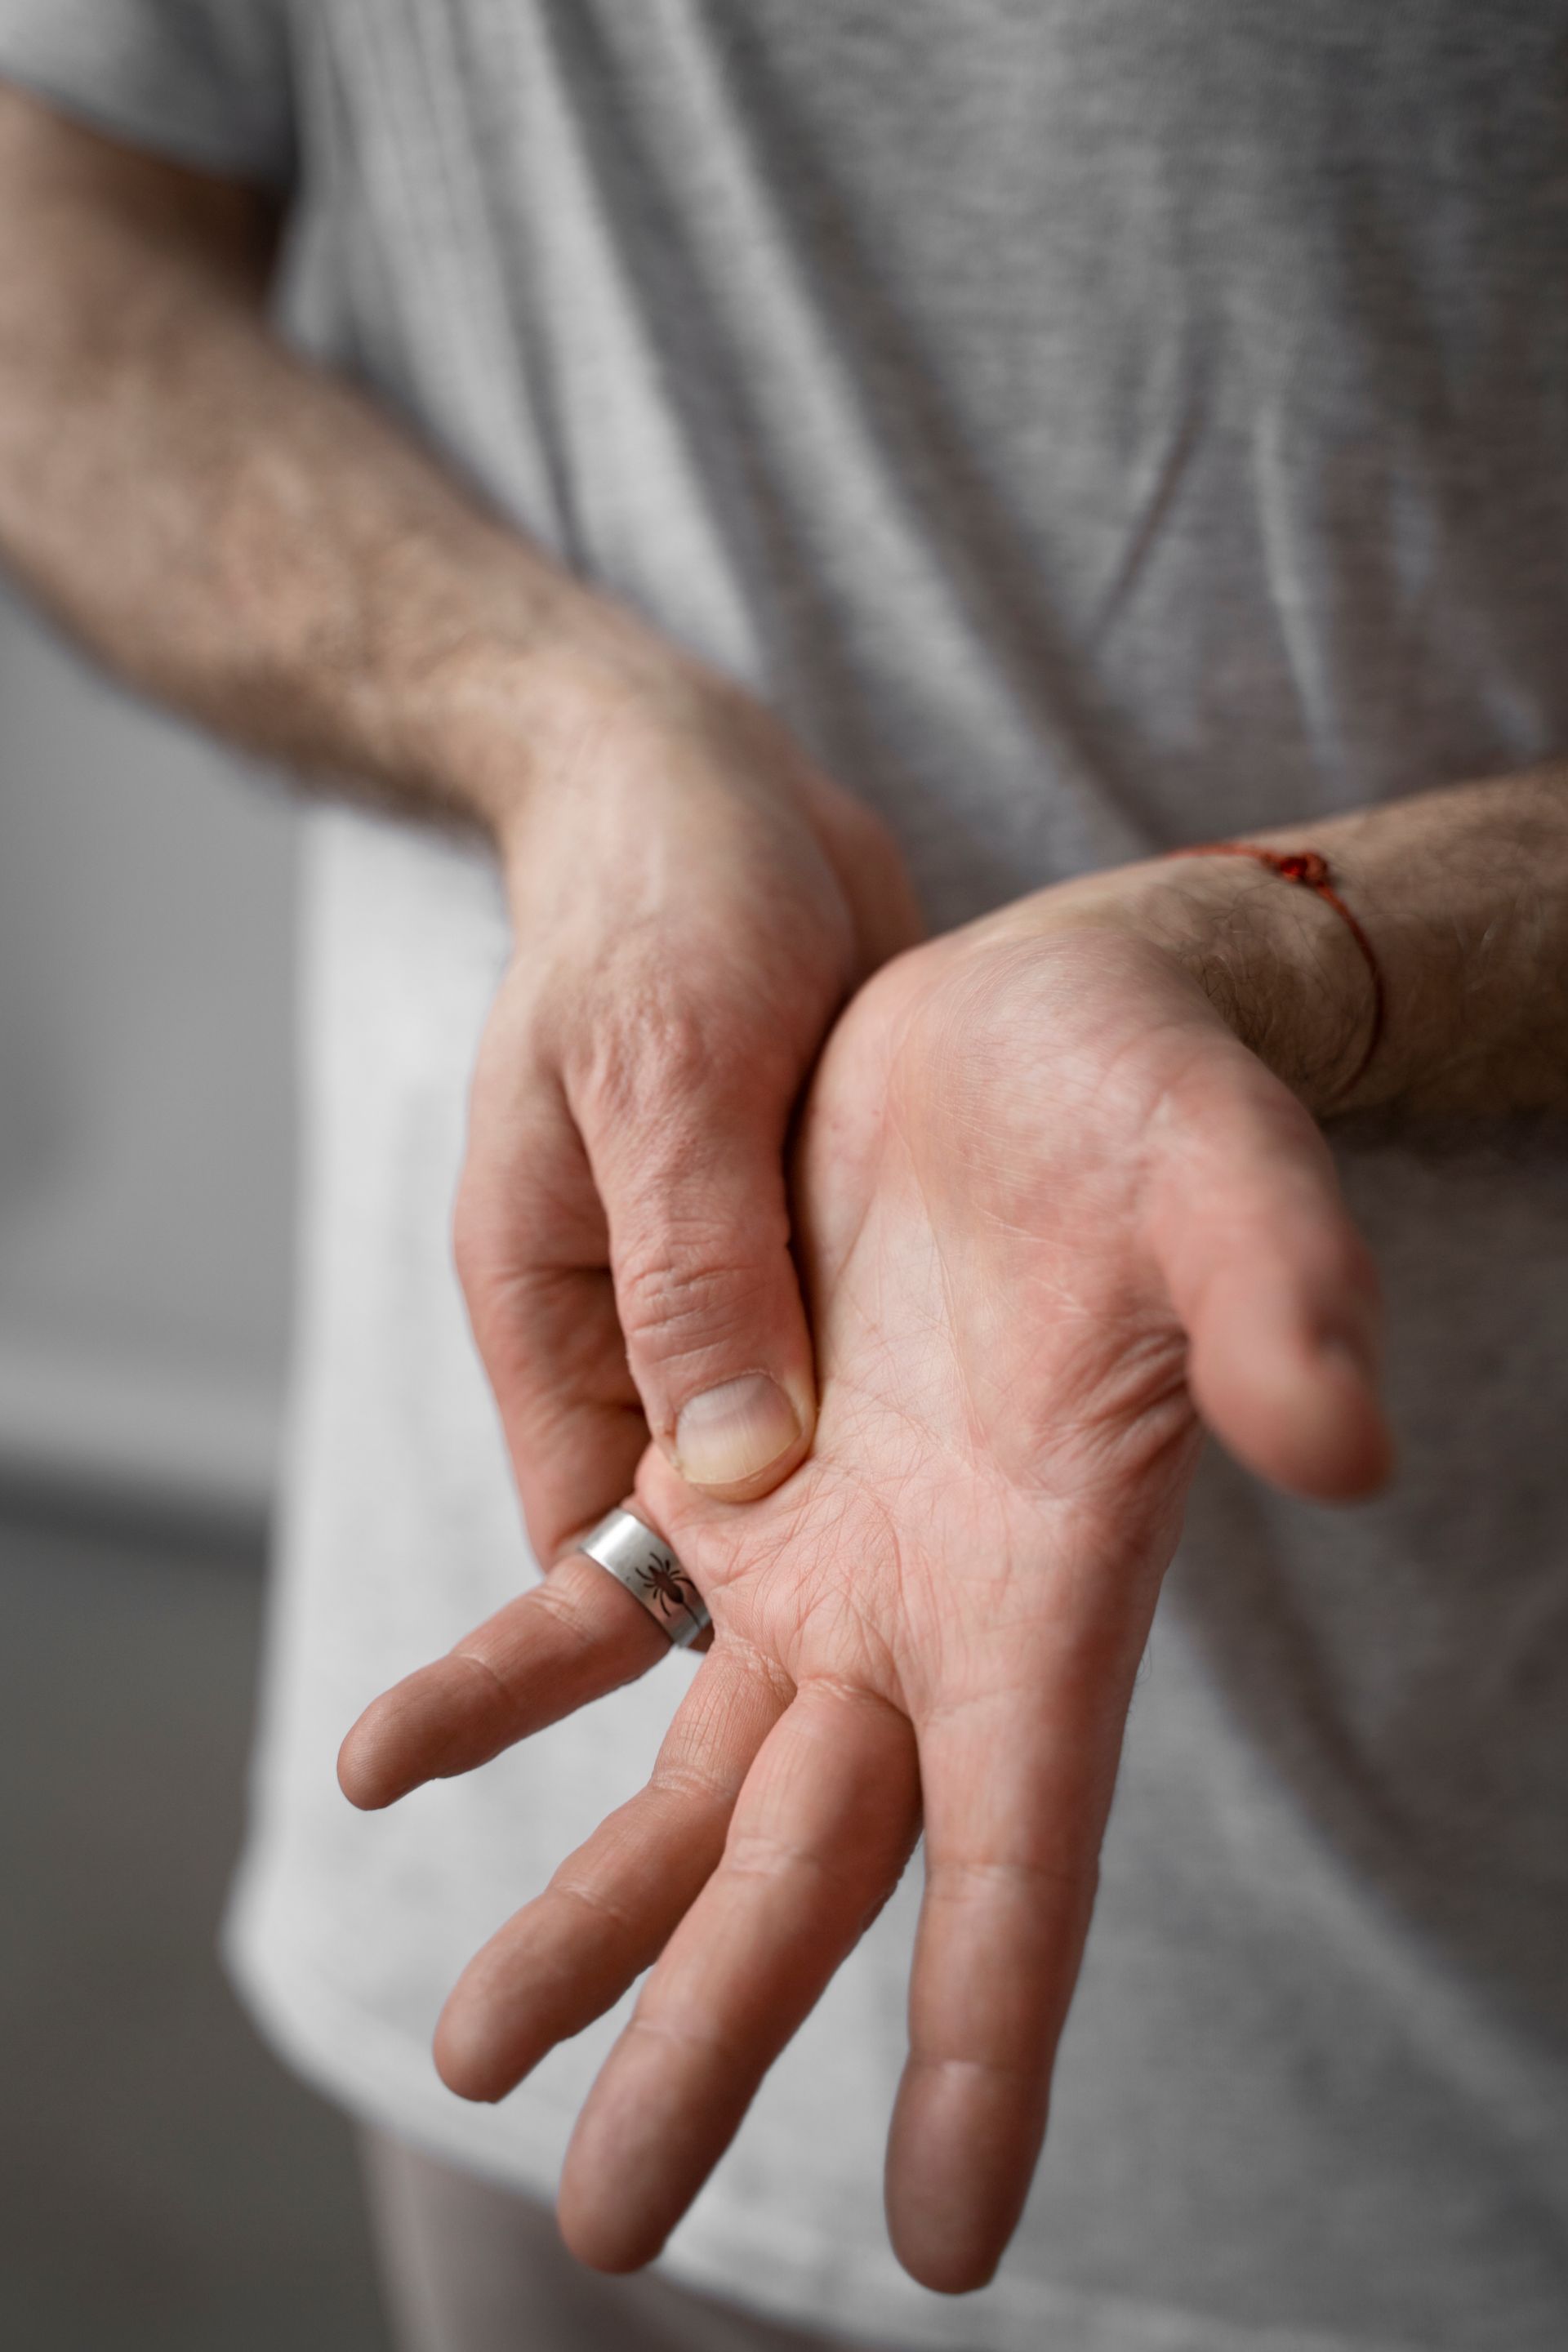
(0, 575), (297, 1521)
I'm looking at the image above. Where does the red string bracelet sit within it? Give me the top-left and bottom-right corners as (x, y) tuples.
(1168, 841), (1385, 1102)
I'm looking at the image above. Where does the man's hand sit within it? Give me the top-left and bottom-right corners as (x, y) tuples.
(0, 87), (919, 1552)
(341, 857), (1392, 2292)
(7, 87), (1557, 2293)
(457, 655), (918, 1554)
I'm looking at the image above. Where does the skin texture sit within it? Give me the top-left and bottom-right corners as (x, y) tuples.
(0, 88), (920, 1548)
(341, 788), (1567, 2283)
(4, 82), (1568, 2298)
(343, 876), (1394, 2292)
(458, 675), (918, 1555)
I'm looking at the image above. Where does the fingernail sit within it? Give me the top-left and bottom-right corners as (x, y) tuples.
(674, 1374), (801, 1489)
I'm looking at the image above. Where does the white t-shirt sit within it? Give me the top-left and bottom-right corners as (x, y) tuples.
(3, 7), (1566, 2347)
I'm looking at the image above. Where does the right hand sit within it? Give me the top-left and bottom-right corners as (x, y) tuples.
(454, 639), (920, 1561)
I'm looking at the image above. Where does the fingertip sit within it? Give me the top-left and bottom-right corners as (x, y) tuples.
(432, 1987), (509, 2105)
(336, 1659), (479, 1812)
(555, 2201), (664, 2276)
(884, 2073), (1038, 2297)
(886, 2201), (1002, 2296)
(1192, 1319), (1396, 1503)
(884, 2177), (1011, 2296)
(336, 1700), (402, 1811)
(434, 1926), (567, 2105)
(557, 2109), (670, 2274)
(1294, 1339), (1396, 1501)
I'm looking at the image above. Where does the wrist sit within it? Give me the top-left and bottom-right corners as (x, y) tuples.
(392, 568), (710, 866)
(1156, 853), (1375, 1111)
(990, 847), (1377, 1113)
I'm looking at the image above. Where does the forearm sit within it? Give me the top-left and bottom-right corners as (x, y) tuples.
(1237, 771), (1568, 1116)
(0, 91), (667, 837)
(1005, 768), (1568, 1119)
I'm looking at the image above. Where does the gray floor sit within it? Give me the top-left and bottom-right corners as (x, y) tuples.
(1, 1499), (390, 2351)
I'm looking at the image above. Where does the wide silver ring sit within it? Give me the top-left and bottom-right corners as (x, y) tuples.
(577, 1508), (710, 1650)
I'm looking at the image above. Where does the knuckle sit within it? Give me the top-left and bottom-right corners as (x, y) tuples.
(525, 1576), (613, 1664)
(546, 1871), (638, 1938)
(721, 1828), (831, 1884)
(566, 967), (714, 1119)
(905, 2049), (1039, 2086)
(922, 1851), (1099, 1910)
(614, 1241), (775, 1359)
(625, 2009), (742, 2065)
(648, 1754), (737, 1809)
(564, 955), (783, 1134)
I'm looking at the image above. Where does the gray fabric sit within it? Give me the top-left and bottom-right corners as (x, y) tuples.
(0, 0), (292, 182)
(359, 2127), (879, 2352)
(1, 6), (1566, 2350)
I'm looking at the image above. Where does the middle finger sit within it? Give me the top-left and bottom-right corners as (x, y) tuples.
(558, 1680), (921, 2272)
(432, 1640), (791, 2101)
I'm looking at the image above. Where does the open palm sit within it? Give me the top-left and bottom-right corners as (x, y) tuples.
(341, 902), (1389, 2292)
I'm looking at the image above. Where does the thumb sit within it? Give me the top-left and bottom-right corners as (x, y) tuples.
(1152, 1047), (1394, 1503)
(579, 1070), (817, 1501)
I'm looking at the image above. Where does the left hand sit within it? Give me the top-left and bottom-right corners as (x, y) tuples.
(339, 858), (1392, 2293)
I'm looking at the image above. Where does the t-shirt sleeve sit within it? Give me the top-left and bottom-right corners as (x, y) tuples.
(0, 0), (294, 187)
